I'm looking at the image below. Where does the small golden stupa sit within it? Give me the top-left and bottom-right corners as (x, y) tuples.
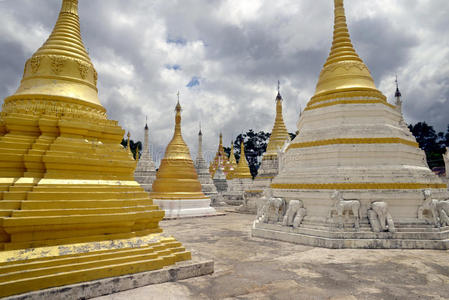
(209, 133), (230, 178)
(150, 98), (215, 218)
(264, 87), (290, 160)
(0, 1), (190, 297)
(226, 142), (237, 179)
(232, 142), (252, 179)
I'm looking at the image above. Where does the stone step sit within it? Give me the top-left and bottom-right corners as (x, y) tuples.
(255, 222), (449, 241)
(0, 240), (190, 298)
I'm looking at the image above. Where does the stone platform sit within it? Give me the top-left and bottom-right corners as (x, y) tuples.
(153, 199), (218, 219)
(91, 212), (449, 299)
(5, 255), (213, 300)
(252, 218), (449, 249)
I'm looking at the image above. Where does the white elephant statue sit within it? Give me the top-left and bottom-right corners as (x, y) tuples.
(261, 196), (286, 224)
(436, 200), (449, 227)
(282, 200), (307, 228)
(418, 189), (440, 227)
(328, 190), (361, 230)
(368, 201), (395, 233)
(257, 189), (272, 219)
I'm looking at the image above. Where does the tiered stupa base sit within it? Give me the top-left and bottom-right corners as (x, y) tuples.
(252, 219), (449, 249)
(0, 233), (191, 298)
(251, 189), (449, 249)
(153, 199), (217, 219)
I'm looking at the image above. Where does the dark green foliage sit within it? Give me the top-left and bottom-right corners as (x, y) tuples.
(408, 122), (447, 169)
(121, 138), (142, 159)
(224, 130), (295, 178)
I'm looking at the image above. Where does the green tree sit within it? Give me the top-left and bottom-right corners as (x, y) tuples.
(408, 122), (445, 169)
(121, 138), (142, 159)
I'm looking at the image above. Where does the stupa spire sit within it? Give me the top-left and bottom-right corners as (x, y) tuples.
(232, 141), (252, 179)
(12, 0), (101, 107)
(265, 83), (290, 158)
(127, 132), (131, 154)
(394, 75), (403, 112)
(197, 127), (204, 160)
(226, 141), (237, 180)
(313, 0), (377, 98)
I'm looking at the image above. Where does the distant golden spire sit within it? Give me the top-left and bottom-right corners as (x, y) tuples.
(151, 99), (206, 199)
(229, 142), (237, 166)
(232, 141), (252, 179)
(11, 0), (101, 107)
(264, 83), (290, 158)
(313, 0), (377, 98)
(209, 132), (229, 177)
(127, 132), (131, 154)
(226, 141), (237, 179)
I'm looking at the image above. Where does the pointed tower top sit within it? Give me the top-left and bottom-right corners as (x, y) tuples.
(265, 90), (290, 158)
(175, 91), (181, 112)
(229, 141), (237, 165)
(145, 115), (149, 130)
(395, 75), (402, 98)
(276, 80), (282, 101)
(232, 141), (252, 179)
(127, 132), (131, 153)
(162, 98), (191, 160)
(313, 0), (377, 98)
(10, 0), (102, 107)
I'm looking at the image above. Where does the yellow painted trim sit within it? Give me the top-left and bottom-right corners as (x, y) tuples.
(271, 183), (447, 190)
(256, 176), (274, 179)
(305, 99), (396, 111)
(245, 190), (263, 193)
(308, 88), (386, 105)
(288, 138), (418, 150)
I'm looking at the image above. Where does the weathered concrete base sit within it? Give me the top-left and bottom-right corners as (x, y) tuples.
(154, 198), (217, 219)
(252, 220), (449, 249)
(5, 256), (214, 300)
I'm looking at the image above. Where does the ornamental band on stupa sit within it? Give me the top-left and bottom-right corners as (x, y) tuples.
(252, 0), (449, 249)
(0, 0), (196, 297)
(134, 119), (157, 192)
(242, 85), (290, 213)
(150, 98), (217, 218)
(194, 128), (219, 204)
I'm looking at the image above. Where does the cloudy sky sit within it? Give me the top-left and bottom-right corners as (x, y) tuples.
(1, 0), (448, 165)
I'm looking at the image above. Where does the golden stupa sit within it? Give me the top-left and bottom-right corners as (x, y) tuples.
(264, 90), (290, 160)
(209, 133), (230, 178)
(150, 100), (207, 200)
(232, 142), (252, 179)
(226, 142), (237, 179)
(0, 1), (190, 297)
(150, 99), (215, 218)
(253, 0), (448, 249)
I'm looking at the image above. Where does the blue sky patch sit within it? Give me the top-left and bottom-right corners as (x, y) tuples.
(165, 64), (181, 70)
(186, 76), (200, 88)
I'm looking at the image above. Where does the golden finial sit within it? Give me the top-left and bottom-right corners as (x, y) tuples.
(312, 0), (377, 98)
(127, 132), (131, 154)
(10, 0), (102, 107)
(232, 141), (252, 179)
(264, 89), (290, 158)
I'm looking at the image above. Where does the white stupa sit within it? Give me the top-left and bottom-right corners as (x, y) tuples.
(252, 0), (449, 249)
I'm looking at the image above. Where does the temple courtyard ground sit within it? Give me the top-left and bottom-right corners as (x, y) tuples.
(96, 209), (449, 300)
